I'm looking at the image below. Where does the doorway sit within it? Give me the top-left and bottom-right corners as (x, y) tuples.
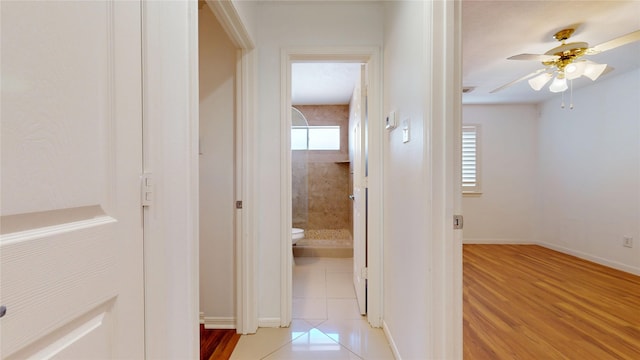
(198, 3), (237, 330)
(197, 0), (257, 335)
(290, 62), (364, 318)
(280, 48), (383, 328)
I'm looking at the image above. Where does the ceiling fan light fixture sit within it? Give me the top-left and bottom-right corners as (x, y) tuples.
(564, 62), (584, 80)
(528, 72), (553, 91)
(549, 76), (568, 93)
(496, 29), (639, 98)
(582, 61), (607, 81)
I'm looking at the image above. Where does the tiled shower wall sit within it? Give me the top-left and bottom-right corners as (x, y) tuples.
(292, 105), (353, 236)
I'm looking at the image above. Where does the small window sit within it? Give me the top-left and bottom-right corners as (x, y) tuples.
(462, 124), (481, 194)
(292, 126), (340, 151)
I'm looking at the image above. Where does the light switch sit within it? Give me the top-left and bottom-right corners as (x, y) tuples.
(402, 119), (410, 143)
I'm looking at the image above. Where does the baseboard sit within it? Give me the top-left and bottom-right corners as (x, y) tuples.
(382, 320), (401, 360)
(463, 238), (533, 244)
(258, 317), (281, 328)
(202, 316), (236, 330)
(538, 242), (640, 276)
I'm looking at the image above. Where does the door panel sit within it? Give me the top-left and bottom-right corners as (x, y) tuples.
(350, 65), (367, 315)
(1, 1), (143, 358)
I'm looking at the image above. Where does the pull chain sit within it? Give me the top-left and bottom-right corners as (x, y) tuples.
(569, 79), (574, 110)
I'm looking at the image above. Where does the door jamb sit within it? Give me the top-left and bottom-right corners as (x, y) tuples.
(426, 1), (463, 357)
(280, 47), (384, 327)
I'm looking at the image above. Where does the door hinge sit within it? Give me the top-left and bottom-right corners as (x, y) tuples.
(236, 201), (243, 209)
(141, 173), (153, 207)
(453, 215), (463, 230)
(361, 267), (368, 280)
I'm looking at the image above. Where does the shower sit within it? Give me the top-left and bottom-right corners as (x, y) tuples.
(290, 105), (354, 258)
(291, 107), (309, 241)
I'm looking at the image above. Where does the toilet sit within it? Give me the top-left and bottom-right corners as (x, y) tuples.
(291, 228), (305, 266)
(292, 228), (305, 244)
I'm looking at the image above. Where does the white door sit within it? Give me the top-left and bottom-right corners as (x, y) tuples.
(350, 65), (367, 315)
(1, 1), (144, 359)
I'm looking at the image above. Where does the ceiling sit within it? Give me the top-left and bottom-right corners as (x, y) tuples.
(292, 63), (361, 105)
(291, 1), (640, 105)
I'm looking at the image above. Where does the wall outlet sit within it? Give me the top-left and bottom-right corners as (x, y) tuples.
(623, 236), (633, 248)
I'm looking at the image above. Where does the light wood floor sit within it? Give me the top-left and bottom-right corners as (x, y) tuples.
(464, 244), (640, 359)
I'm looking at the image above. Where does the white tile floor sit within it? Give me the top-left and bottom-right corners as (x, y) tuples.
(230, 257), (395, 359)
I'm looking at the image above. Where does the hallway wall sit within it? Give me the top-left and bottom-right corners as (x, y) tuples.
(198, 5), (236, 326)
(382, 1), (431, 357)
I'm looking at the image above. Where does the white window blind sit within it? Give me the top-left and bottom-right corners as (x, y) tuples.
(462, 125), (481, 193)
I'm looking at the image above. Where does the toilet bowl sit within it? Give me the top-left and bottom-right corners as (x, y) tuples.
(291, 228), (305, 266)
(292, 228), (305, 244)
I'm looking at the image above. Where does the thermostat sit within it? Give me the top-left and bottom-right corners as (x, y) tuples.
(386, 111), (397, 129)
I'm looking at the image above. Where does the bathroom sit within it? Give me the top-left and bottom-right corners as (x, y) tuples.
(290, 63), (362, 259)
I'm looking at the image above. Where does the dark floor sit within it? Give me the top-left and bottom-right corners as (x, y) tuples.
(200, 325), (240, 360)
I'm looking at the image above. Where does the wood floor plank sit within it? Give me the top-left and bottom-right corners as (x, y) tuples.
(200, 325), (240, 360)
(464, 244), (640, 359)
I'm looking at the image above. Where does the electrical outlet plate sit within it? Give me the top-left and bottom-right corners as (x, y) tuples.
(623, 236), (633, 248)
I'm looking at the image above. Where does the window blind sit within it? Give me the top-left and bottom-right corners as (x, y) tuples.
(462, 125), (480, 193)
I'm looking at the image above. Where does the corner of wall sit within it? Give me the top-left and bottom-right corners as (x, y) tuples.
(382, 320), (402, 360)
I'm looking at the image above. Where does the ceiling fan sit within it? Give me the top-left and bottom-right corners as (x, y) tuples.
(491, 28), (640, 94)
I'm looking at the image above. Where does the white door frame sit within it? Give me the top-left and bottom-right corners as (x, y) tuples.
(280, 47), (384, 327)
(426, 0), (463, 357)
(141, 1), (201, 358)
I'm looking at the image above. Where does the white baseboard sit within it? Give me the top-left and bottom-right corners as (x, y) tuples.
(382, 320), (401, 360)
(258, 317), (282, 328)
(538, 242), (640, 276)
(463, 238), (532, 244)
(202, 316), (236, 329)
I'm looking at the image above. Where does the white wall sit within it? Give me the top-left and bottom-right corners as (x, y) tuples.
(536, 69), (640, 274)
(462, 104), (538, 243)
(198, 5), (236, 325)
(382, 1), (431, 357)
(252, 1), (383, 324)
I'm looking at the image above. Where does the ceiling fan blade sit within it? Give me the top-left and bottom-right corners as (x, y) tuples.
(508, 54), (559, 61)
(490, 68), (549, 93)
(587, 30), (640, 54)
